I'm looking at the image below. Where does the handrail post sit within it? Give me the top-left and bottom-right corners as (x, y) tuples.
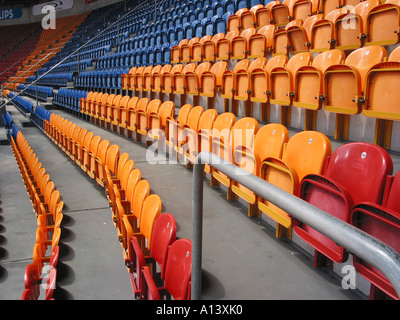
(192, 151), (400, 300)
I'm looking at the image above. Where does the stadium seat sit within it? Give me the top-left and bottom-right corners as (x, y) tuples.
(292, 49), (345, 130)
(147, 101), (176, 146)
(269, 52), (313, 125)
(231, 123), (289, 216)
(136, 99), (162, 141)
(127, 98), (149, 139)
(166, 104), (193, 152)
(199, 61), (229, 109)
(295, 142), (393, 268)
(141, 238), (192, 300)
(125, 213), (177, 299)
(248, 24), (275, 58)
(215, 30), (240, 60)
(323, 45), (387, 140)
(184, 62), (212, 106)
(362, 46), (400, 149)
(350, 170), (400, 300)
(258, 130), (332, 239)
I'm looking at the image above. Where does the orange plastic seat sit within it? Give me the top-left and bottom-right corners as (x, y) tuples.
(292, 49), (346, 130)
(184, 62), (212, 106)
(208, 112), (236, 177)
(289, 0), (319, 22)
(198, 61), (228, 109)
(189, 37), (205, 62)
(227, 8), (249, 33)
(134, 66), (146, 92)
(162, 64), (184, 100)
(122, 67), (136, 90)
(109, 94), (123, 130)
(248, 25), (275, 59)
(231, 28), (258, 60)
(215, 30), (240, 61)
(202, 33), (225, 62)
(166, 104), (192, 152)
(152, 64), (172, 94)
(323, 45), (387, 140)
(147, 101), (176, 145)
(104, 94), (117, 129)
(258, 130), (331, 239)
(232, 123), (289, 216)
(136, 99), (162, 141)
(127, 98), (149, 139)
(171, 39), (188, 64)
(252, 4), (271, 29)
(115, 95), (131, 135)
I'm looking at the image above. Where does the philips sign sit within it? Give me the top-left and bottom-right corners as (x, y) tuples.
(0, 8), (23, 21)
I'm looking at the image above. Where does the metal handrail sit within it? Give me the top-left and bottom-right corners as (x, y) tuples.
(191, 152), (400, 300)
(0, 0), (150, 110)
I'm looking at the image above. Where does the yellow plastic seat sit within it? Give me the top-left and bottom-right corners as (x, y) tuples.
(292, 49), (346, 130)
(258, 130), (332, 239)
(323, 45), (387, 140)
(232, 123), (289, 216)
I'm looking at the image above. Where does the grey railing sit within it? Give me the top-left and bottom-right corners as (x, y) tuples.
(191, 152), (400, 300)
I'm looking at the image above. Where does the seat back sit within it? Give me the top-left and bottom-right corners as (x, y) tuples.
(164, 239), (192, 300)
(150, 213), (177, 279)
(105, 144), (120, 175)
(139, 194), (162, 250)
(131, 180), (151, 220)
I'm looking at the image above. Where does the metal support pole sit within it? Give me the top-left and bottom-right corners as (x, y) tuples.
(191, 152), (400, 300)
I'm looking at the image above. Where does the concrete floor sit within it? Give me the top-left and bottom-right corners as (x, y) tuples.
(0, 100), (377, 300)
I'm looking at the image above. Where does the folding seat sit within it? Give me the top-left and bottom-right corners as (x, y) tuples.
(212, 14), (227, 34)
(80, 91), (94, 115)
(136, 99), (162, 141)
(258, 130), (331, 239)
(121, 194), (162, 256)
(231, 123), (289, 216)
(364, 0), (400, 46)
(92, 92), (107, 125)
(183, 21), (194, 40)
(215, 30), (240, 60)
(252, 3), (272, 29)
(161, 64), (184, 101)
(294, 142), (393, 269)
(24, 261), (57, 300)
(223, 0), (237, 12)
(122, 67), (137, 92)
(185, 109), (219, 165)
(205, 112), (236, 175)
(175, 106), (204, 159)
(292, 49), (345, 130)
(212, 117), (259, 200)
(267, 0), (292, 27)
(202, 33), (225, 62)
(269, 52), (313, 126)
(271, 19), (301, 56)
(147, 101), (176, 146)
(73, 128), (88, 166)
(231, 27), (258, 59)
(172, 63), (197, 106)
(141, 238), (192, 300)
(199, 61), (229, 109)
(184, 62), (212, 106)
(103, 94), (117, 130)
(95, 144), (120, 187)
(248, 24), (275, 58)
(125, 213), (177, 299)
(350, 170), (400, 300)
(109, 94), (123, 131)
(191, 36), (211, 62)
(202, 17), (215, 36)
(166, 104), (193, 152)
(134, 66), (146, 94)
(81, 134), (100, 174)
(323, 45), (387, 140)
(289, 0), (319, 22)
(33, 226), (61, 275)
(362, 46), (400, 149)
(182, 37), (201, 63)
(112, 95), (130, 135)
(171, 39), (189, 64)
(141, 66), (154, 94)
(152, 64), (172, 96)
(286, 14), (324, 54)
(333, 0), (380, 51)
(127, 98), (149, 139)
(221, 59), (251, 113)
(227, 8), (249, 32)
(234, 57), (268, 117)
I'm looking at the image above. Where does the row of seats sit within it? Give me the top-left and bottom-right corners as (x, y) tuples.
(6, 92), (33, 115)
(39, 111), (192, 300)
(30, 106), (52, 132)
(53, 89), (89, 115)
(74, 90), (400, 300)
(75, 68), (127, 91)
(8, 123), (63, 300)
(18, 84), (53, 102)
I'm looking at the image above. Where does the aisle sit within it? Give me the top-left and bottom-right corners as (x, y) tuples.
(4, 105), (133, 300)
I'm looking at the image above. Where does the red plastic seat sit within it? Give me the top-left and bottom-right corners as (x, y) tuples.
(125, 213), (177, 299)
(349, 170), (400, 300)
(141, 238), (192, 300)
(294, 142), (393, 268)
